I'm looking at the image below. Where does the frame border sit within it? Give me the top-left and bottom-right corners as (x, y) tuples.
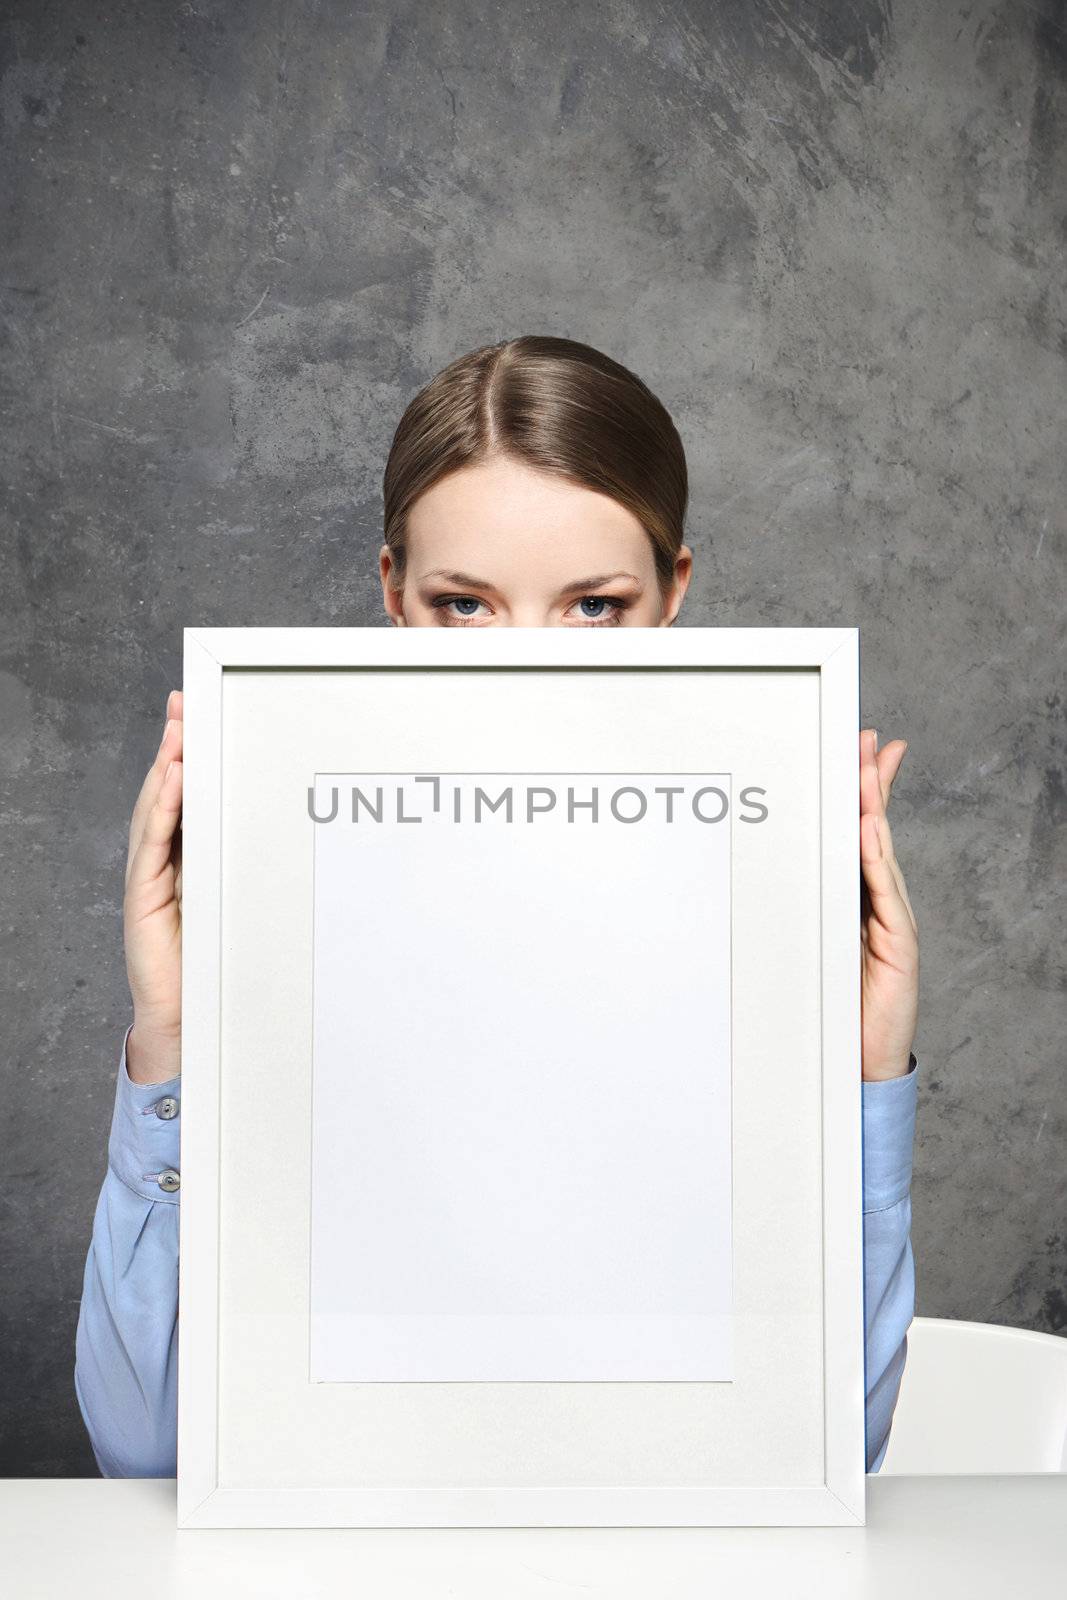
(176, 626), (862, 1528)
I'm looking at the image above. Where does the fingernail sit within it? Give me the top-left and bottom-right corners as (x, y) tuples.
(874, 814), (881, 839)
(872, 729), (878, 752)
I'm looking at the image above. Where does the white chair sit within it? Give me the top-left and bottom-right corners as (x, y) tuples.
(879, 1316), (1067, 1473)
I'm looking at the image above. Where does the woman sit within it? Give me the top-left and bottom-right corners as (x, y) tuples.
(75, 335), (919, 1477)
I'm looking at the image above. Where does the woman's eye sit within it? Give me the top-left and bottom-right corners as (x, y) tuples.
(433, 595), (490, 622)
(571, 596), (625, 624)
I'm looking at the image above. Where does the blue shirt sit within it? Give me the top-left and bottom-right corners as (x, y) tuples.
(74, 1029), (918, 1477)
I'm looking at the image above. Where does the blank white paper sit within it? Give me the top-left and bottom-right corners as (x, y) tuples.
(309, 771), (733, 1382)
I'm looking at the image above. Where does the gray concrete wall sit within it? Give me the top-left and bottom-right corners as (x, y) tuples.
(1, 0), (1063, 1475)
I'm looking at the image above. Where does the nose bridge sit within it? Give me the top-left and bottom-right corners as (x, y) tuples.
(506, 602), (552, 628)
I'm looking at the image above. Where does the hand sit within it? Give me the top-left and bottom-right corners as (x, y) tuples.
(860, 728), (919, 1082)
(123, 689), (183, 1084)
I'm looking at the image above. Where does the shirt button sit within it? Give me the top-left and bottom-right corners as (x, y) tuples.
(157, 1168), (181, 1193)
(155, 1095), (180, 1120)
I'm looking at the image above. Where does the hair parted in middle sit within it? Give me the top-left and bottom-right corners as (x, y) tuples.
(382, 335), (689, 596)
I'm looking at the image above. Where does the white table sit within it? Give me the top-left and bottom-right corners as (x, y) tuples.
(3, 1476), (1064, 1598)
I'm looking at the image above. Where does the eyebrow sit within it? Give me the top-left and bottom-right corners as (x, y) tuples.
(415, 569), (641, 597)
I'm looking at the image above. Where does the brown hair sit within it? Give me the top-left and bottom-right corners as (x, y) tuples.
(382, 335), (688, 596)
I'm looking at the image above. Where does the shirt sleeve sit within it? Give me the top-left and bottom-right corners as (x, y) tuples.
(861, 1051), (918, 1473)
(74, 1026), (181, 1478)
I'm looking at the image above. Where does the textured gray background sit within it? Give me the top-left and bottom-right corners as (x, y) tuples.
(1, 0), (1063, 1476)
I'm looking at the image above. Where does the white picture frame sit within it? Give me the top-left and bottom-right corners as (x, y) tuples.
(177, 625), (864, 1528)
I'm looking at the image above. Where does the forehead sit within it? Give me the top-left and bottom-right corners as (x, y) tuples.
(405, 457), (653, 583)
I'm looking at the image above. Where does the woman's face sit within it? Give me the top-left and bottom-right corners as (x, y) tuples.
(379, 455), (692, 627)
